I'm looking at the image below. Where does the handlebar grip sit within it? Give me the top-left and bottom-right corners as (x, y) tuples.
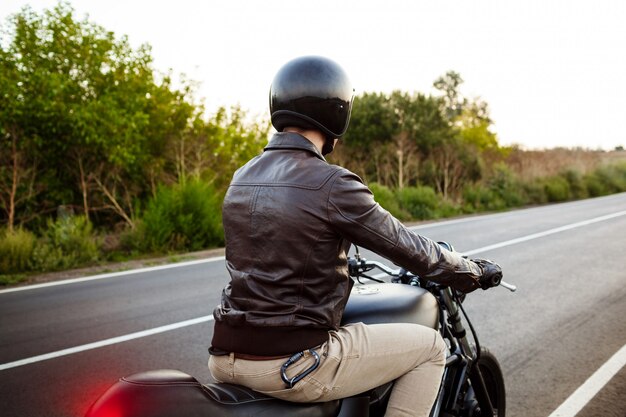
(488, 274), (502, 288)
(473, 258), (503, 290)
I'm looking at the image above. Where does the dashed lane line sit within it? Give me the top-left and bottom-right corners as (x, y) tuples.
(0, 315), (214, 371)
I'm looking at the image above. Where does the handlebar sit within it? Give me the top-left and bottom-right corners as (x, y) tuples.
(348, 252), (517, 292)
(348, 257), (401, 278)
(484, 271), (502, 288)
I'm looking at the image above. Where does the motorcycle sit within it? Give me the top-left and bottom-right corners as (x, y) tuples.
(85, 242), (515, 417)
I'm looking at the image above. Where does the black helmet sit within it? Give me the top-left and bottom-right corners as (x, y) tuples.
(270, 56), (354, 140)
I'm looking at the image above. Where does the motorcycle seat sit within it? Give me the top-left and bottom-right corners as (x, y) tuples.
(204, 382), (341, 416)
(85, 369), (341, 417)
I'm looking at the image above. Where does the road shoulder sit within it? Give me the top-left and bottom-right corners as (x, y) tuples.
(3, 247), (226, 289)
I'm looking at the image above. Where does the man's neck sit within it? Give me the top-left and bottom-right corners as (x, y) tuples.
(283, 127), (325, 154)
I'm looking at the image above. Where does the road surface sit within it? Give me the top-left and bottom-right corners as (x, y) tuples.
(1, 193), (625, 417)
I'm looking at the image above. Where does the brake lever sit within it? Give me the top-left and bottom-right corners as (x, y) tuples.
(499, 280), (517, 292)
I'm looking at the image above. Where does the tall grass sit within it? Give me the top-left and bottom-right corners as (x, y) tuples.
(139, 179), (225, 252)
(0, 228), (36, 274)
(1, 216), (100, 283)
(31, 215), (100, 271)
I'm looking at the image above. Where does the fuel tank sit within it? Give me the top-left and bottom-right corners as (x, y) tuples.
(341, 283), (440, 329)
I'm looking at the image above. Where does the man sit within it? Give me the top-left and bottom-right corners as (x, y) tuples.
(209, 56), (502, 416)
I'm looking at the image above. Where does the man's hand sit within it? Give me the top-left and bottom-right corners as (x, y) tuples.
(472, 258), (503, 290)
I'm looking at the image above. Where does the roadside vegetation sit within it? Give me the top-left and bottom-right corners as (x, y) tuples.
(1, 2), (625, 285)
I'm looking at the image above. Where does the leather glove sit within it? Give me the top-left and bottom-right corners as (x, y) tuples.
(472, 258), (503, 290)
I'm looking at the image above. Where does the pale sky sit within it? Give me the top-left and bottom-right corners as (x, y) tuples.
(2, 0), (625, 150)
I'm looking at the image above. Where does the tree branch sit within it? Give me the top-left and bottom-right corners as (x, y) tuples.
(93, 175), (135, 229)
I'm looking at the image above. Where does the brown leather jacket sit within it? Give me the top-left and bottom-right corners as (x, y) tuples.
(211, 132), (482, 355)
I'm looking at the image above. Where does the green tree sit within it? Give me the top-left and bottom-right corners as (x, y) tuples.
(389, 91), (454, 189)
(338, 92), (397, 182)
(433, 71), (466, 121)
(174, 106), (269, 191)
(0, 8), (45, 232)
(337, 90), (454, 189)
(0, 3), (200, 230)
(457, 101), (499, 152)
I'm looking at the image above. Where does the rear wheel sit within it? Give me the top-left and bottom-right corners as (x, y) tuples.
(465, 347), (506, 417)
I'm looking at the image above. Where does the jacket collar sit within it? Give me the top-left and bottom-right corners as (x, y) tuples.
(264, 132), (327, 162)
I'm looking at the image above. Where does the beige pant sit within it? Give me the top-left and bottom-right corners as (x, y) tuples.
(209, 322), (447, 417)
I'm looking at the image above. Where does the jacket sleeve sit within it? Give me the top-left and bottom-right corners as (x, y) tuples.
(327, 169), (482, 292)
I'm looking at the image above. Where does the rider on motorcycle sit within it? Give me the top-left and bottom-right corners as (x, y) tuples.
(208, 56), (502, 417)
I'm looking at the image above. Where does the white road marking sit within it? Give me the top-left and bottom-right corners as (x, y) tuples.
(461, 210), (626, 256)
(0, 256), (225, 294)
(369, 210), (626, 279)
(408, 213), (508, 229)
(547, 344), (626, 417)
(0, 315), (214, 371)
(1, 209), (625, 376)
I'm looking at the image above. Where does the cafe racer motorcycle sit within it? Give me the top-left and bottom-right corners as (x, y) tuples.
(85, 242), (515, 417)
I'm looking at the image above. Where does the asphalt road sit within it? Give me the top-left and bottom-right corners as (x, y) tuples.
(1, 193), (625, 417)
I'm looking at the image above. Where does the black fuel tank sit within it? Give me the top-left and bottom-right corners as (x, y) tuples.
(341, 283), (439, 329)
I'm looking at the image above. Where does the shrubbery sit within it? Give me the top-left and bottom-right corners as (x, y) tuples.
(562, 170), (588, 199)
(2, 163), (626, 283)
(396, 186), (453, 220)
(0, 180), (226, 283)
(371, 163), (626, 221)
(0, 216), (100, 284)
(592, 164), (626, 195)
(488, 163), (525, 208)
(542, 176), (571, 202)
(463, 184), (501, 212)
(0, 228), (36, 274)
(521, 182), (548, 205)
(138, 179), (225, 252)
(31, 215), (100, 271)
(369, 183), (410, 220)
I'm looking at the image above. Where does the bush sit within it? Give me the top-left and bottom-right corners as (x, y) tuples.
(31, 215), (100, 271)
(582, 163), (626, 197)
(368, 182), (410, 220)
(30, 242), (72, 271)
(561, 169), (588, 199)
(437, 199), (462, 218)
(521, 181), (547, 205)
(396, 186), (440, 220)
(543, 176), (571, 202)
(488, 163), (525, 208)
(115, 227), (144, 258)
(0, 228), (36, 274)
(594, 164), (626, 193)
(463, 184), (506, 212)
(583, 172), (608, 197)
(140, 179), (225, 252)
